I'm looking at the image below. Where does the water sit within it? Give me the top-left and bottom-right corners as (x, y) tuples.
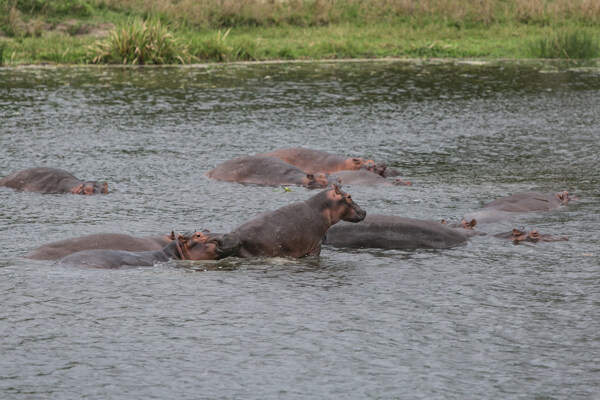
(1, 60), (599, 399)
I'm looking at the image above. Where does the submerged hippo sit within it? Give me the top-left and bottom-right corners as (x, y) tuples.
(0, 167), (108, 195)
(205, 155), (330, 189)
(331, 170), (411, 187)
(261, 148), (376, 174)
(24, 233), (174, 260)
(323, 214), (470, 250)
(363, 162), (403, 178)
(233, 184), (366, 258)
(57, 231), (240, 268)
(493, 228), (569, 243)
(464, 191), (578, 223)
(440, 219), (485, 237)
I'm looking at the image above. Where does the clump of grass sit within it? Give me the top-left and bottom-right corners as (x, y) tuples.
(0, 40), (6, 65)
(529, 29), (599, 59)
(88, 17), (191, 64)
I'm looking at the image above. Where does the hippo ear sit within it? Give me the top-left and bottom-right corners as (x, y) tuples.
(103, 182), (109, 194)
(70, 183), (84, 194)
(306, 174), (314, 180)
(170, 231), (176, 240)
(468, 219), (477, 228)
(331, 183), (341, 194)
(440, 219), (447, 225)
(352, 158), (362, 165)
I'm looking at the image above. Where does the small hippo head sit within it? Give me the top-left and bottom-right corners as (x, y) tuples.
(554, 191), (578, 205)
(343, 157), (375, 171)
(70, 181), (109, 195)
(325, 184), (366, 224)
(174, 231), (240, 260)
(510, 228), (568, 243)
(304, 173), (332, 189)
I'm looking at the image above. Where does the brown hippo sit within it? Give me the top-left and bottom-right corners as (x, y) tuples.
(0, 167), (108, 195)
(463, 191), (578, 223)
(233, 184), (366, 258)
(323, 214), (470, 250)
(261, 148), (375, 174)
(493, 228), (568, 243)
(205, 156), (331, 189)
(24, 233), (174, 260)
(331, 170), (411, 187)
(56, 231), (240, 268)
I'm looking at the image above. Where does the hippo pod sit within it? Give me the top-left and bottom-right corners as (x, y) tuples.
(205, 155), (331, 189)
(323, 214), (471, 250)
(24, 233), (175, 260)
(0, 167), (108, 195)
(463, 191), (578, 223)
(56, 231), (240, 268)
(233, 184), (366, 258)
(493, 228), (568, 243)
(330, 170), (411, 187)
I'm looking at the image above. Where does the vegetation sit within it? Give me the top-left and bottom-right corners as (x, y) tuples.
(0, 0), (599, 65)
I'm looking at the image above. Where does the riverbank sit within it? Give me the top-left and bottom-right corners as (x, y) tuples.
(1, 0), (599, 65)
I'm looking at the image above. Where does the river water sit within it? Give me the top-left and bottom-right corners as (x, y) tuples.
(1, 60), (599, 399)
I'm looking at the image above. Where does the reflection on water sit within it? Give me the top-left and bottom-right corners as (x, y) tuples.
(1, 60), (599, 399)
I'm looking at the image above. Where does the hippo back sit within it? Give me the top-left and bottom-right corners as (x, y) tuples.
(324, 214), (469, 249)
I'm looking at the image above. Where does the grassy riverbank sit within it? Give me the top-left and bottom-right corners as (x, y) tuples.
(1, 0), (599, 65)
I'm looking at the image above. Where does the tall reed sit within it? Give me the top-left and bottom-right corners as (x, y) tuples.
(529, 29), (599, 59)
(88, 17), (191, 64)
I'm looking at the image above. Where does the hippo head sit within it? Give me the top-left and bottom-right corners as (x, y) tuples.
(305, 173), (332, 189)
(554, 191), (578, 205)
(362, 162), (388, 176)
(70, 181), (109, 195)
(174, 231), (240, 260)
(325, 184), (366, 224)
(343, 157), (374, 171)
(510, 228), (568, 243)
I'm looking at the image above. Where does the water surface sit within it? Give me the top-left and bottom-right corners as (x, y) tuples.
(1, 60), (599, 399)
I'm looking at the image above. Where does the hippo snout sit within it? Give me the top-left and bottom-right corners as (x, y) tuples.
(345, 203), (366, 223)
(213, 232), (241, 256)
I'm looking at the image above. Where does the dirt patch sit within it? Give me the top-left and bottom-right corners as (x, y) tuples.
(54, 20), (115, 37)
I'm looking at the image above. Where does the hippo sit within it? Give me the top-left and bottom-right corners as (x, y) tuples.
(363, 162), (403, 178)
(205, 156), (331, 189)
(261, 148), (376, 174)
(323, 214), (470, 250)
(464, 191), (578, 223)
(0, 167), (108, 195)
(331, 170), (411, 187)
(57, 231), (240, 268)
(233, 184), (366, 258)
(493, 228), (569, 243)
(440, 219), (485, 237)
(24, 233), (174, 260)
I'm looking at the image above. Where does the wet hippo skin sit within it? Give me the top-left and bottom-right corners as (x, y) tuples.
(323, 214), (470, 250)
(1, 167), (108, 195)
(205, 155), (330, 189)
(233, 185), (366, 258)
(56, 231), (240, 268)
(24, 233), (174, 260)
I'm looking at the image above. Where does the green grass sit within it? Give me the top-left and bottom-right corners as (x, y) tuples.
(529, 29), (599, 59)
(1, 0), (599, 65)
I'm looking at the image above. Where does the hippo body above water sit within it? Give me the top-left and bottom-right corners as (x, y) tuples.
(205, 155), (330, 189)
(233, 185), (366, 258)
(464, 191), (577, 223)
(261, 148), (374, 174)
(56, 231), (240, 268)
(0, 167), (108, 195)
(323, 214), (470, 250)
(24, 233), (174, 260)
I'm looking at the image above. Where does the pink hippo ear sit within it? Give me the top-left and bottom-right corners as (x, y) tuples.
(170, 231), (176, 240)
(332, 182), (342, 194)
(440, 219), (447, 225)
(352, 158), (362, 165)
(83, 185), (94, 195)
(102, 182), (109, 194)
(306, 174), (314, 180)
(467, 219), (477, 228)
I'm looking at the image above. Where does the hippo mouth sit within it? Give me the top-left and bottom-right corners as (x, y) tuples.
(211, 233), (241, 257)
